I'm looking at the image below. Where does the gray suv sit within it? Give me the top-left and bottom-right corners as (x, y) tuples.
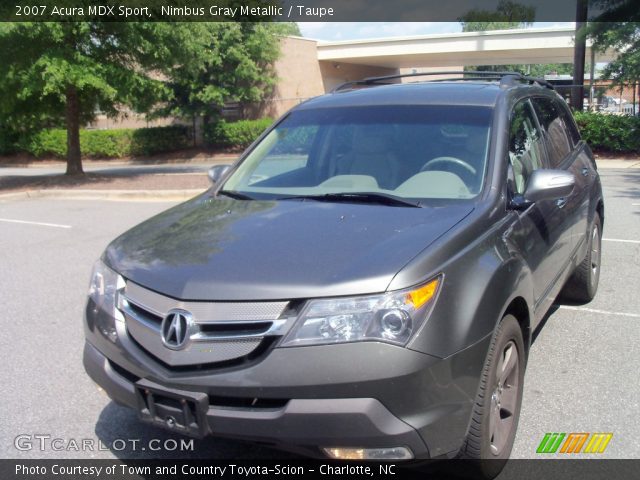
(83, 73), (603, 475)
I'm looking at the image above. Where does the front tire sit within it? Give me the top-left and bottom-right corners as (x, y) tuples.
(459, 314), (525, 479)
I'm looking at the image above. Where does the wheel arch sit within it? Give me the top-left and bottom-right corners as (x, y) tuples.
(411, 249), (535, 359)
(501, 296), (531, 357)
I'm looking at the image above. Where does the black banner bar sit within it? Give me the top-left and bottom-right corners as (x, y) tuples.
(0, 0), (625, 23)
(3, 459), (640, 480)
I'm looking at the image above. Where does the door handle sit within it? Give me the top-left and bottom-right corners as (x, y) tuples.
(581, 167), (589, 177)
(556, 198), (567, 209)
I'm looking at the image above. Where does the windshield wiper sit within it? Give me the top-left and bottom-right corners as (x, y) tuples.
(217, 190), (255, 201)
(276, 192), (422, 208)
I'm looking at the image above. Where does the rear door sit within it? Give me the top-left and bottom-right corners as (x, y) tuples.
(554, 98), (595, 254)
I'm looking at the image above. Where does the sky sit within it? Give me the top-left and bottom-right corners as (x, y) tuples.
(298, 22), (575, 41)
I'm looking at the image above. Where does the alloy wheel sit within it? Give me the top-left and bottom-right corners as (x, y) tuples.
(591, 224), (601, 282)
(489, 340), (520, 456)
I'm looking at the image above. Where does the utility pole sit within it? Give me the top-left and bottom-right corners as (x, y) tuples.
(589, 47), (596, 111)
(572, 0), (588, 111)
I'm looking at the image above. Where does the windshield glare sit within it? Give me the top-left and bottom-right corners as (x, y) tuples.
(222, 105), (492, 202)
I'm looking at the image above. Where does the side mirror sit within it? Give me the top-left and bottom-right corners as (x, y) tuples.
(208, 164), (231, 185)
(511, 169), (575, 209)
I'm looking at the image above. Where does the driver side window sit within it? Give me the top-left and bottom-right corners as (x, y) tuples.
(508, 101), (544, 194)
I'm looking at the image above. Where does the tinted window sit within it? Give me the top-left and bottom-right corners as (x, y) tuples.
(555, 98), (581, 146)
(248, 126), (317, 185)
(532, 97), (572, 167)
(508, 101), (544, 194)
(224, 105), (492, 201)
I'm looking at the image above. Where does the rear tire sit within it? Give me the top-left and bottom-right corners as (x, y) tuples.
(561, 213), (602, 303)
(458, 314), (525, 479)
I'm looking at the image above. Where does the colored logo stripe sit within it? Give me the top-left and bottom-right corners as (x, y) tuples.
(536, 433), (565, 453)
(537, 433), (613, 454)
(560, 433), (589, 453)
(584, 433), (613, 454)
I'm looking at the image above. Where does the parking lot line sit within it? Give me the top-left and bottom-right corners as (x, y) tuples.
(602, 238), (640, 244)
(558, 305), (640, 318)
(0, 218), (72, 229)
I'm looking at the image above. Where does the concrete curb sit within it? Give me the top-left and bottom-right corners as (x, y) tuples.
(595, 159), (640, 169)
(0, 189), (205, 202)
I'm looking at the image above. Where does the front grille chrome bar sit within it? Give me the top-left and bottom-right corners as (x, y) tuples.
(117, 280), (295, 367)
(120, 295), (289, 340)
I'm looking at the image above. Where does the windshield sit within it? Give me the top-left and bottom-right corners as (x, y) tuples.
(222, 105), (492, 203)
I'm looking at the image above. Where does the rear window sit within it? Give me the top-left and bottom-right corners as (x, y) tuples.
(532, 97), (573, 167)
(223, 105), (493, 201)
(555, 99), (582, 146)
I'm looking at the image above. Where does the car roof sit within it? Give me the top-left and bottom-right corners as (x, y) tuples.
(296, 81), (553, 110)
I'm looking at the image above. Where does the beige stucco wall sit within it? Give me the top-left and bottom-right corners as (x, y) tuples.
(247, 36), (325, 119)
(248, 37), (398, 119)
(398, 66), (464, 82)
(319, 61), (398, 92)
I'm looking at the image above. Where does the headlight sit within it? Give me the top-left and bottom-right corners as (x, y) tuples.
(87, 259), (125, 342)
(281, 277), (441, 347)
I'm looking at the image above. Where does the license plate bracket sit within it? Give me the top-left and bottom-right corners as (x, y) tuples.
(135, 378), (209, 438)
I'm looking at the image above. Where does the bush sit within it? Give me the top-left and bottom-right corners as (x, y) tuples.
(18, 125), (191, 158)
(130, 126), (192, 156)
(81, 129), (133, 158)
(0, 128), (20, 155)
(23, 129), (68, 157)
(205, 118), (273, 149)
(574, 111), (640, 153)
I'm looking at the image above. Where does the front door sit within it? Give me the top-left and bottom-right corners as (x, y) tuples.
(507, 99), (573, 320)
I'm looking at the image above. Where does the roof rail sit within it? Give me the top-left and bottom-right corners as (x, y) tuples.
(331, 71), (555, 93)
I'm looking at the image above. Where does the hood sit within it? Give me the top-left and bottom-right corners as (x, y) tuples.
(105, 195), (473, 301)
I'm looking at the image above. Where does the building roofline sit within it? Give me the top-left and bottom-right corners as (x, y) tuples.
(316, 26), (577, 47)
(283, 35), (318, 43)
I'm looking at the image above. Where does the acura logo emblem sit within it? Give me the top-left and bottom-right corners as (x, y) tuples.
(161, 309), (192, 350)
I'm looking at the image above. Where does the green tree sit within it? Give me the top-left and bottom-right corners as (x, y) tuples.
(528, 64), (574, 77)
(459, 0), (535, 32)
(459, 1), (533, 74)
(0, 22), (210, 174)
(585, 1), (640, 87)
(160, 22), (290, 126)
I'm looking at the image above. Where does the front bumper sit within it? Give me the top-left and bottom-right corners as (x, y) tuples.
(84, 312), (490, 459)
(85, 342), (431, 457)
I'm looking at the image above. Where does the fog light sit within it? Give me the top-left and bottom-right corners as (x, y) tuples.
(94, 385), (109, 397)
(323, 447), (413, 460)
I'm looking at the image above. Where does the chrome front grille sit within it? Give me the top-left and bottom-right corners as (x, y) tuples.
(118, 281), (292, 367)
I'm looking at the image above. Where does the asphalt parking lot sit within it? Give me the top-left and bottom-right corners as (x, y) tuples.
(0, 168), (638, 462)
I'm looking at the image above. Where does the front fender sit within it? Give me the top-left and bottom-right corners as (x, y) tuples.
(400, 215), (535, 359)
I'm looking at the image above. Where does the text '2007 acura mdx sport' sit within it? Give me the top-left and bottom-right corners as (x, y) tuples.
(83, 72), (604, 477)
